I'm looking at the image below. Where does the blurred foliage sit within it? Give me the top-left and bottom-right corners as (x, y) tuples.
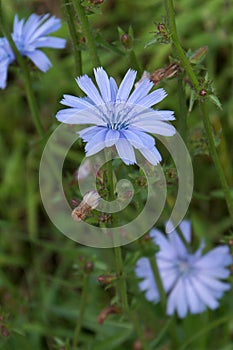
(0, 0), (233, 349)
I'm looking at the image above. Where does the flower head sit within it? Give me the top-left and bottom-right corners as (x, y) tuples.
(0, 13), (66, 89)
(135, 221), (232, 318)
(56, 67), (176, 165)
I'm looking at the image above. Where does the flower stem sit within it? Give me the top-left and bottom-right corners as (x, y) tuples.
(73, 273), (90, 348)
(149, 256), (166, 309)
(62, 0), (83, 76)
(165, 0), (233, 224)
(106, 157), (129, 312)
(0, 4), (45, 138)
(72, 0), (101, 67)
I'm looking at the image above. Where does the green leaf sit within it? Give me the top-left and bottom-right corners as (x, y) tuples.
(93, 328), (133, 350)
(144, 37), (158, 48)
(208, 94), (223, 110)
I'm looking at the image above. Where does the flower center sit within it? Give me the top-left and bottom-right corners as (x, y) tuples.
(177, 259), (190, 275)
(101, 102), (134, 130)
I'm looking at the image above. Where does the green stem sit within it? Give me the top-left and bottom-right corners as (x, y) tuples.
(165, 0), (233, 224)
(177, 73), (188, 142)
(165, 0), (199, 92)
(200, 102), (233, 223)
(149, 256), (166, 308)
(0, 4), (45, 138)
(73, 0), (101, 67)
(129, 310), (150, 350)
(73, 273), (90, 348)
(114, 245), (129, 312)
(106, 157), (129, 312)
(62, 0), (82, 76)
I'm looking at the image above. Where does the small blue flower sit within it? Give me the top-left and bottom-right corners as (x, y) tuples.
(0, 38), (15, 89)
(56, 67), (176, 165)
(135, 221), (232, 318)
(0, 13), (66, 89)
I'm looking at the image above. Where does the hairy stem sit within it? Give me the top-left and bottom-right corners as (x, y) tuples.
(165, 0), (233, 224)
(62, 0), (82, 76)
(73, 273), (90, 347)
(73, 0), (101, 67)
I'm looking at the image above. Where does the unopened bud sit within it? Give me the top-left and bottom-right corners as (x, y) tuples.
(1, 325), (9, 337)
(121, 34), (132, 49)
(84, 261), (94, 273)
(199, 89), (207, 96)
(97, 274), (117, 284)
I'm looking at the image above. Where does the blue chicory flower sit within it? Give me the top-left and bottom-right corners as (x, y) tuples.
(56, 67), (176, 165)
(0, 13), (66, 89)
(135, 220), (232, 318)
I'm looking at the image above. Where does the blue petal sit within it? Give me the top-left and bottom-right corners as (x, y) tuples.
(121, 128), (155, 150)
(137, 88), (167, 108)
(109, 77), (118, 101)
(133, 120), (176, 136)
(115, 136), (136, 164)
(94, 67), (112, 102)
(79, 126), (102, 141)
(33, 37), (66, 49)
(56, 107), (105, 125)
(85, 128), (108, 156)
(132, 109), (175, 123)
(105, 129), (120, 147)
(127, 78), (154, 104)
(26, 50), (52, 71)
(60, 94), (94, 109)
(76, 74), (104, 105)
(116, 69), (137, 102)
(139, 147), (162, 165)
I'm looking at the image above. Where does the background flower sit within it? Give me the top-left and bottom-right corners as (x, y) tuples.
(56, 67), (176, 165)
(135, 221), (232, 318)
(0, 38), (15, 89)
(0, 13), (66, 89)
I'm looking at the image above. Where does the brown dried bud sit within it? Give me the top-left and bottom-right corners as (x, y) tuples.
(150, 62), (179, 85)
(97, 274), (117, 284)
(97, 305), (121, 324)
(228, 239), (233, 246)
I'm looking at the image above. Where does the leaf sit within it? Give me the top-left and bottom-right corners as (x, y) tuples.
(144, 37), (158, 48)
(208, 94), (223, 110)
(93, 328), (133, 350)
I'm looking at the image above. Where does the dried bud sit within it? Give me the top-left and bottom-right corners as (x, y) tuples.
(228, 239), (233, 246)
(150, 62), (179, 85)
(190, 46), (208, 64)
(97, 305), (121, 324)
(72, 190), (101, 222)
(84, 261), (94, 273)
(97, 274), (117, 284)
